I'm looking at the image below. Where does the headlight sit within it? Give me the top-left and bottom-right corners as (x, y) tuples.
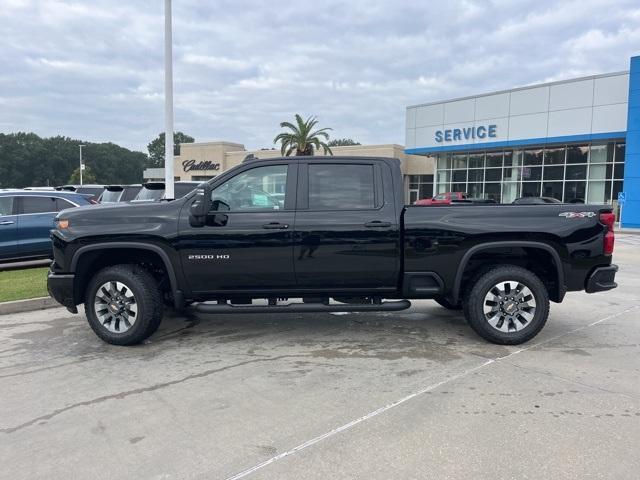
(56, 218), (70, 229)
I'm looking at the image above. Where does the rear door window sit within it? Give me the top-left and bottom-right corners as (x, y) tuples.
(55, 198), (77, 211)
(19, 196), (57, 214)
(0, 197), (14, 216)
(308, 164), (375, 210)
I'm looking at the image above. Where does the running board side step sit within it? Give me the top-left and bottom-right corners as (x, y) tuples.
(194, 299), (411, 314)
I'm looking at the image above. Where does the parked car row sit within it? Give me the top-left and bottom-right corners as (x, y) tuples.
(0, 181), (201, 262)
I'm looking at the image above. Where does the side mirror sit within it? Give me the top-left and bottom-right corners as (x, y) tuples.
(211, 199), (230, 212)
(189, 183), (212, 226)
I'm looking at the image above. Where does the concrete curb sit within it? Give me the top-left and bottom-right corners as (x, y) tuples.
(0, 296), (60, 315)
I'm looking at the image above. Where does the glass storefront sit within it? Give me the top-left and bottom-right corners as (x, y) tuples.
(434, 141), (625, 204)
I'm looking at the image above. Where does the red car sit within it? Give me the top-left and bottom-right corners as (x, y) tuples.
(414, 192), (468, 205)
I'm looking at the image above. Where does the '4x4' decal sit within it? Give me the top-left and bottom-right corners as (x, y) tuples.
(559, 211), (596, 218)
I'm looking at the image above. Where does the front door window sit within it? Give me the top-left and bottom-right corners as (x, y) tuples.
(211, 165), (287, 211)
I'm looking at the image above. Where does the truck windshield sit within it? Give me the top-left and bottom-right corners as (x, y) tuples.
(100, 189), (123, 203)
(135, 186), (165, 201)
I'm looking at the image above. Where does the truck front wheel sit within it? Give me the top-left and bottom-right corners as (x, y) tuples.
(463, 266), (549, 345)
(84, 265), (164, 345)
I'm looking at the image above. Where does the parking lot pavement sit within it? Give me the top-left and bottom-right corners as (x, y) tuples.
(1, 240), (639, 480)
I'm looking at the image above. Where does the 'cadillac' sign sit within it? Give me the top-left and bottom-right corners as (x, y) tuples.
(182, 159), (221, 172)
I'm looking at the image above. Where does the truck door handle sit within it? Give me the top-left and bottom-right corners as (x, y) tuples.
(364, 221), (391, 228)
(0, 220), (14, 226)
(262, 222), (289, 230)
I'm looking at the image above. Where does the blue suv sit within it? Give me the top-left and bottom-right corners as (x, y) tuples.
(0, 190), (93, 262)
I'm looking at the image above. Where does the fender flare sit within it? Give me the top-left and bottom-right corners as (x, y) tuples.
(451, 241), (565, 304)
(71, 242), (180, 296)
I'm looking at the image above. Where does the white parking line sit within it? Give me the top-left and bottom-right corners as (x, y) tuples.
(224, 304), (639, 480)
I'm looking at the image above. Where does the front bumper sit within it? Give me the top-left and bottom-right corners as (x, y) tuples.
(585, 264), (618, 293)
(47, 272), (77, 312)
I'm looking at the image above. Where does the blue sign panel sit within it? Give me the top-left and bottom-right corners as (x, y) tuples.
(618, 191), (626, 205)
(435, 124), (497, 143)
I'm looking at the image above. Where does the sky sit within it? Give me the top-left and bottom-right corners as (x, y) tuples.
(1, 0), (639, 153)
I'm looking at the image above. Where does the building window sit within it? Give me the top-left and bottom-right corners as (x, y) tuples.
(543, 165), (564, 181)
(567, 145), (589, 164)
(524, 149), (543, 166)
(452, 154), (467, 169)
(484, 183), (501, 202)
(432, 141), (624, 204)
(544, 147), (565, 165)
(408, 174), (433, 203)
(452, 169), (467, 183)
(542, 182), (563, 200)
(522, 182), (541, 197)
(469, 153), (484, 169)
(486, 152), (503, 168)
(522, 166), (542, 181)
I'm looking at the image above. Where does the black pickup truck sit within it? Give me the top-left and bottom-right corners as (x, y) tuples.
(47, 156), (618, 346)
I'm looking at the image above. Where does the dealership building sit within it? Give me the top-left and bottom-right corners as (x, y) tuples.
(405, 55), (640, 226)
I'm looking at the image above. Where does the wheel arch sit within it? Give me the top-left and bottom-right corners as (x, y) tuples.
(452, 241), (565, 304)
(71, 242), (180, 306)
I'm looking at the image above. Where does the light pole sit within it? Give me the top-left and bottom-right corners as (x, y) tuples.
(79, 144), (86, 185)
(164, 0), (174, 199)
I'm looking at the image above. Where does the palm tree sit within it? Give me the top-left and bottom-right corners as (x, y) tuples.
(273, 114), (333, 156)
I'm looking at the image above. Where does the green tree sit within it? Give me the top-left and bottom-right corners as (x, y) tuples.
(68, 165), (97, 184)
(328, 138), (360, 147)
(147, 132), (195, 167)
(273, 115), (333, 156)
(0, 133), (147, 188)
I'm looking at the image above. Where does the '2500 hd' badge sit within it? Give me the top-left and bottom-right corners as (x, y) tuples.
(559, 212), (596, 219)
(188, 254), (230, 260)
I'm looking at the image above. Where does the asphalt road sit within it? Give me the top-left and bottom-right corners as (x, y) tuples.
(1, 236), (639, 479)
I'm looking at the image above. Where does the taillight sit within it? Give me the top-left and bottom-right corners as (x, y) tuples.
(599, 212), (615, 255)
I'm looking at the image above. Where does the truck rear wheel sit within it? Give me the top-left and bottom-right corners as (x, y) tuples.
(463, 265), (549, 345)
(84, 265), (163, 345)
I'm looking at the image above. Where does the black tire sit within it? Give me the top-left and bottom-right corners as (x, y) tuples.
(84, 265), (163, 345)
(434, 296), (462, 310)
(462, 265), (549, 345)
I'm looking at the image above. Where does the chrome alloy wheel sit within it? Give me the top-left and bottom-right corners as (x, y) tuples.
(94, 281), (138, 333)
(483, 280), (536, 333)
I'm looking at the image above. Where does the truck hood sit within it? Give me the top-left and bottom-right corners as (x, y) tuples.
(54, 199), (185, 238)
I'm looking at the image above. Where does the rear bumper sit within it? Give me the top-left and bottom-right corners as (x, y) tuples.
(47, 272), (77, 312)
(585, 265), (618, 293)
